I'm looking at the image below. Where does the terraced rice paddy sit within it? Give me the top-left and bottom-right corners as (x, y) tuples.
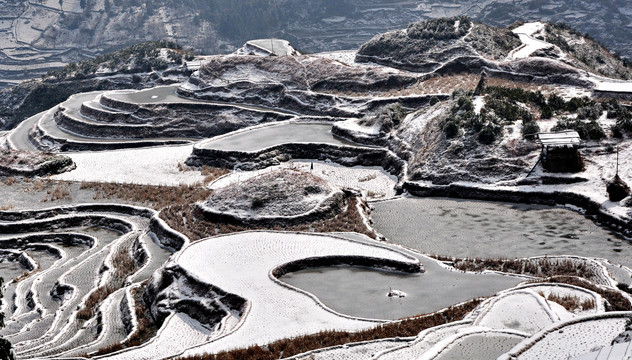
(3, 27), (632, 358)
(198, 122), (362, 151)
(371, 197), (631, 267)
(0, 204), (179, 358)
(280, 252), (521, 320)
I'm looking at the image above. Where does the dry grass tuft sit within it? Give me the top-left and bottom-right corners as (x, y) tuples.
(200, 166), (228, 184)
(44, 181), (71, 202)
(537, 291), (596, 312)
(176, 164), (228, 185)
(79, 181), (212, 209)
(2, 177), (18, 186)
(26, 179), (47, 192)
(358, 174), (378, 182)
(91, 282), (157, 357)
(75, 245), (139, 321)
(532, 276), (631, 311)
(432, 256), (597, 281)
(76, 285), (115, 321)
(175, 298), (482, 360)
(161, 196), (376, 241)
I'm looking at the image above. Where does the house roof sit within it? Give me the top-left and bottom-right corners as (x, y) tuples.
(537, 130), (581, 147)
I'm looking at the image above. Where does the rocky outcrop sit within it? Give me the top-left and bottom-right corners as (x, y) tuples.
(0, 153), (75, 177)
(144, 263), (247, 327)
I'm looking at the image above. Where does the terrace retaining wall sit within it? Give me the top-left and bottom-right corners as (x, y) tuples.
(272, 255), (424, 278)
(186, 143), (406, 180)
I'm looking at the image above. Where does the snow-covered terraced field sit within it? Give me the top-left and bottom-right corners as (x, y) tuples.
(197, 121), (363, 152)
(209, 160), (398, 200)
(0, 204), (180, 359)
(6, 21), (632, 359)
(107, 231), (422, 359)
(500, 313), (632, 360)
(51, 144), (206, 186)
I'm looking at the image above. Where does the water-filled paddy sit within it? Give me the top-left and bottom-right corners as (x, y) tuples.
(199, 122), (361, 151)
(370, 197), (631, 267)
(280, 252), (521, 320)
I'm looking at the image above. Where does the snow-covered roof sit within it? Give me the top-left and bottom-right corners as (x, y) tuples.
(538, 130), (581, 147)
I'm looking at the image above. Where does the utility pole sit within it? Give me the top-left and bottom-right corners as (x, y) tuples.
(616, 145), (619, 177)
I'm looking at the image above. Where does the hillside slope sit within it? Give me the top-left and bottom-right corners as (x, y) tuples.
(2, 0), (632, 87)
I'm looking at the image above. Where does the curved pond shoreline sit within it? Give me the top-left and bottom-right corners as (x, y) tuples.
(279, 252), (523, 320)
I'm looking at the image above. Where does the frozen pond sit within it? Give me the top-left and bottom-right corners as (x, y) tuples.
(280, 253), (521, 320)
(199, 122), (363, 151)
(370, 197), (631, 267)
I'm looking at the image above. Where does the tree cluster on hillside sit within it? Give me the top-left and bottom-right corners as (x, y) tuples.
(406, 16), (471, 41)
(551, 117), (606, 140)
(46, 40), (194, 81)
(443, 91), (504, 145)
(358, 103), (406, 134)
(440, 84), (632, 143)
